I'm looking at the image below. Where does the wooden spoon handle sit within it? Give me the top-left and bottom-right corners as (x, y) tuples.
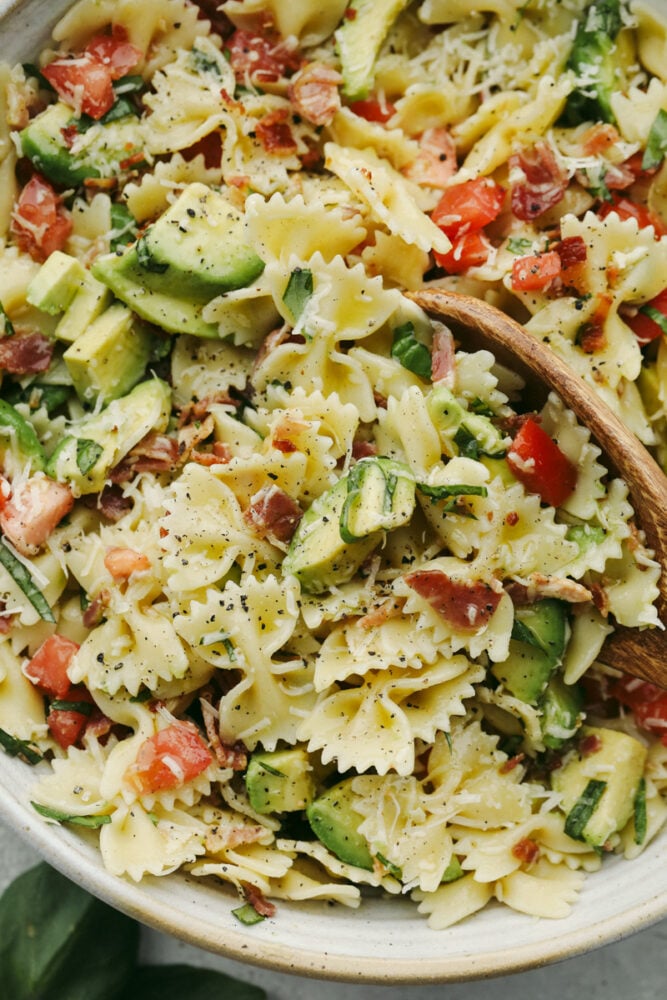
(410, 288), (667, 686)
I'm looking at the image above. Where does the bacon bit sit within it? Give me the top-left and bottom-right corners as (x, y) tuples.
(241, 881), (276, 919)
(0, 331), (53, 375)
(118, 150), (144, 171)
(110, 432), (178, 483)
(507, 573), (592, 605)
(269, 414), (309, 455)
(85, 709), (115, 741)
(288, 61), (342, 126)
(495, 411), (539, 436)
(299, 135), (323, 170)
(500, 752), (525, 774)
(510, 141), (568, 221)
(104, 546), (151, 580)
(555, 235), (587, 294)
(505, 511), (519, 527)
(578, 294), (611, 354)
(405, 569), (503, 631)
(582, 123), (620, 155)
(226, 173), (252, 191)
(98, 486), (133, 522)
(255, 108), (298, 156)
(206, 822), (266, 853)
(227, 28), (299, 86)
(200, 697), (248, 770)
(511, 838), (540, 865)
(178, 395), (234, 428)
(403, 128), (457, 189)
(244, 484), (303, 545)
(82, 588), (110, 629)
(590, 582), (610, 616)
(579, 733), (603, 756)
(344, 6), (358, 19)
(60, 123), (79, 149)
(178, 414), (215, 463)
(82, 177), (118, 195)
(430, 320), (456, 388)
(272, 437), (297, 453)
(0, 602), (14, 634)
(373, 391), (388, 409)
(357, 596), (406, 630)
(351, 439), (378, 460)
(0, 476), (73, 556)
(252, 326), (290, 375)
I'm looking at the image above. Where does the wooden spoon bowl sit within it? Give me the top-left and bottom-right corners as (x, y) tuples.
(409, 287), (667, 688)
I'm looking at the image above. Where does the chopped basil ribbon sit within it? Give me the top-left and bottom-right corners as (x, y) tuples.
(375, 852), (402, 879)
(0, 301), (14, 337)
(31, 802), (112, 828)
(76, 438), (104, 475)
(0, 538), (55, 623)
(257, 760), (285, 778)
(0, 727), (43, 765)
(136, 232), (168, 272)
(643, 108), (667, 170)
(511, 618), (539, 646)
(564, 778), (607, 840)
(417, 483), (488, 501)
(638, 303), (667, 337)
(391, 322), (432, 379)
(507, 237), (534, 255)
(282, 267), (313, 322)
(49, 699), (93, 716)
(231, 903), (266, 926)
(634, 777), (648, 845)
(199, 630), (236, 660)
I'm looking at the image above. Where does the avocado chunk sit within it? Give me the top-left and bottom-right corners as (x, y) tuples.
(92, 184), (265, 337)
(46, 378), (171, 494)
(284, 457), (415, 593)
(63, 302), (154, 405)
(245, 748), (314, 814)
(20, 101), (142, 188)
(0, 399), (45, 478)
(512, 599), (568, 663)
(55, 274), (113, 345)
(540, 674), (584, 749)
(426, 385), (506, 459)
(335, 0), (411, 100)
(26, 251), (87, 315)
(139, 183), (265, 296)
(491, 600), (568, 703)
(306, 778), (373, 870)
(562, 0), (623, 125)
(552, 726), (647, 847)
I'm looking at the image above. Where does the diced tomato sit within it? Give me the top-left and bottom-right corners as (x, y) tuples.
(431, 178), (505, 238)
(42, 51), (115, 119)
(128, 722), (213, 794)
(625, 288), (667, 345)
(599, 194), (667, 236)
(507, 418), (577, 507)
(47, 687), (94, 750)
(511, 250), (562, 291)
(612, 676), (667, 745)
(84, 31), (142, 80)
(509, 141), (567, 221)
(11, 175), (72, 262)
(404, 569), (502, 631)
(25, 634), (81, 699)
(104, 547), (151, 580)
(0, 476), (74, 556)
(348, 96), (396, 123)
(227, 28), (299, 85)
(433, 230), (493, 273)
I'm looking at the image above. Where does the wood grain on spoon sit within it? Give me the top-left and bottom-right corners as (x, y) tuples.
(409, 288), (667, 688)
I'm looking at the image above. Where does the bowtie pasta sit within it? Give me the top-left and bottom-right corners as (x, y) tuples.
(0, 0), (666, 931)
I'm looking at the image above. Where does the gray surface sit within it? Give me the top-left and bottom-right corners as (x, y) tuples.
(1, 818), (665, 998)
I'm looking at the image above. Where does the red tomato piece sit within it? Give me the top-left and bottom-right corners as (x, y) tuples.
(348, 96), (396, 123)
(431, 178), (505, 238)
(84, 33), (142, 79)
(129, 722), (213, 794)
(11, 175), (72, 262)
(625, 288), (667, 345)
(433, 231), (493, 273)
(47, 687), (94, 750)
(0, 476), (74, 556)
(599, 194), (667, 236)
(24, 634), (81, 699)
(511, 250), (562, 291)
(42, 51), (115, 119)
(509, 141), (567, 221)
(612, 676), (667, 745)
(507, 418), (577, 507)
(404, 569), (502, 631)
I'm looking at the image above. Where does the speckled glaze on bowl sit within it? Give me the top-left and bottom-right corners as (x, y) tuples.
(0, 0), (666, 983)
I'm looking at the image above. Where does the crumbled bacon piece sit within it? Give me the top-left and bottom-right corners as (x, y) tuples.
(255, 108), (298, 155)
(351, 439), (378, 460)
(241, 881), (276, 918)
(579, 733), (603, 756)
(430, 321), (456, 387)
(205, 822), (266, 853)
(110, 432), (178, 483)
(511, 838), (540, 865)
(577, 294), (611, 354)
(227, 28), (299, 86)
(510, 141), (568, 221)
(500, 752), (525, 774)
(357, 597), (406, 630)
(288, 61), (342, 126)
(0, 476), (73, 555)
(590, 582), (610, 616)
(244, 484), (303, 545)
(82, 588), (110, 629)
(506, 573), (592, 605)
(0, 331), (53, 374)
(403, 128), (457, 189)
(405, 569), (503, 631)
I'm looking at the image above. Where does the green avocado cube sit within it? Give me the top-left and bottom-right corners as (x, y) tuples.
(245, 749), (314, 814)
(63, 303), (153, 405)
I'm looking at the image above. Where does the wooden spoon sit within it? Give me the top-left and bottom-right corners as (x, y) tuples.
(409, 287), (667, 688)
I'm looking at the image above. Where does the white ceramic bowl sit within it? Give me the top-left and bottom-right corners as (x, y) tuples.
(1, 0), (666, 983)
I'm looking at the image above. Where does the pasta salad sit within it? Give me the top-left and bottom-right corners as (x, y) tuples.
(0, 0), (665, 930)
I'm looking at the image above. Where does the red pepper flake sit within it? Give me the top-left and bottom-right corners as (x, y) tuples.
(344, 6), (358, 19)
(579, 733), (603, 756)
(272, 437), (298, 453)
(505, 511), (519, 527)
(500, 752), (525, 774)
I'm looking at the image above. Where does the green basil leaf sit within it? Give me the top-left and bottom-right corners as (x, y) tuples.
(453, 425), (480, 459)
(31, 803), (111, 828)
(469, 397), (495, 416)
(30, 384), (71, 415)
(0, 727), (43, 765)
(417, 483), (488, 501)
(0, 862), (139, 1000)
(190, 48), (223, 77)
(283, 268), (313, 322)
(0, 301), (15, 337)
(118, 964), (266, 1000)
(375, 852), (402, 880)
(231, 903), (266, 927)
(113, 74), (144, 95)
(49, 699), (93, 715)
(642, 108), (667, 170)
(639, 302), (667, 336)
(391, 322), (432, 379)
(76, 438), (103, 475)
(564, 778), (607, 841)
(507, 237), (534, 255)
(129, 688), (152, 703)
(0, 539), (55, 623)
(634, 777), (647, 845)
(136, 233), (168, 273)
(109, 203), (137, 251)
(257, 760), (285, 777)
